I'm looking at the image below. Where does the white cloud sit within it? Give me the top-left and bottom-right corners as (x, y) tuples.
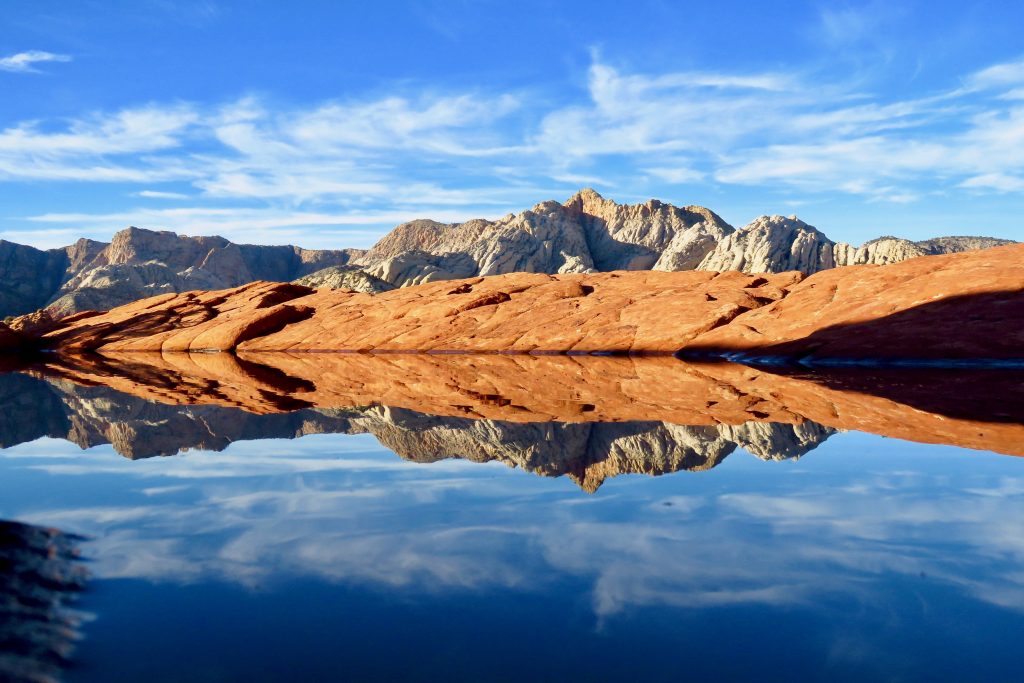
(966, 58), (1024, 91)
(135, 190), (191, 199)
(3, 53), (1024, 246)
(0, 50), (71, 73)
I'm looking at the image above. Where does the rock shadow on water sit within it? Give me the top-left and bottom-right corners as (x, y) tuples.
(0, 520), (87, 683)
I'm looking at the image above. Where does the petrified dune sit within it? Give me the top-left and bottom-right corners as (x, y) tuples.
(14, 242), (1024, 361)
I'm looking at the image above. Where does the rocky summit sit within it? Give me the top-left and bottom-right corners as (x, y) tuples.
(0, 189), (1012, 319)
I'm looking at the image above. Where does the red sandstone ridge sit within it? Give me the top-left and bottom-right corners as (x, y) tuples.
(26, 270), (801, 354)
(11, 243), (1024, 359)
(685, 242), (1024, 360)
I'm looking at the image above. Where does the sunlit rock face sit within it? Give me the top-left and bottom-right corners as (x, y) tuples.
(0, 520), (86, 683)
(292, 265), (394, 293)
(22, 242), (1023, 364)
(697, 215), (838, 274)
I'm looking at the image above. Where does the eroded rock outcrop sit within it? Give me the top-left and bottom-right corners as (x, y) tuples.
(16, 243), (1024, 360)
(292, 266), (394, 293)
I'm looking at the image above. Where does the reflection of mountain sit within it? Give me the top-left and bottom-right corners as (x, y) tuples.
(25, 350), (1024, 457)
(347, 409), (834, 492)
(0, 520), (86, 683)
(0, 373), (832, 490)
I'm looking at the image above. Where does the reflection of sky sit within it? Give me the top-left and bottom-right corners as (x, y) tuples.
(3, 431), (1024, 680)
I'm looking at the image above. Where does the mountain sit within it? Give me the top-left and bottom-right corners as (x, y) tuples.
(0, 227), (365, 318)
(0, 189), (1013, 318)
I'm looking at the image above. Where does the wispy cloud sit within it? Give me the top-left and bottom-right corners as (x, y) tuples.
(3, 53), (1024, 246)
(0, 50), (71, 73)
(135, 190), (191, 200)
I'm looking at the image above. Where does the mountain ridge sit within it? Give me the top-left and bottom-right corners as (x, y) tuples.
(0, 189), (1013, 318)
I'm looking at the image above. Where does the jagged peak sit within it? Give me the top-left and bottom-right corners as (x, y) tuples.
(739, 214), (827, 236)
(566, 187), (606, 202)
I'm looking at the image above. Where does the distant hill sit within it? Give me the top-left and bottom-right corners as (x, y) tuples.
(0, 188), (1014, 318)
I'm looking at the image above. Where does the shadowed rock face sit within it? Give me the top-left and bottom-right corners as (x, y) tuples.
(0, 520), (86, 683)
(1, 190), (1010, 319)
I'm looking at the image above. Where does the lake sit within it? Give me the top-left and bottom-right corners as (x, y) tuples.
(1, 357), (1022, 682)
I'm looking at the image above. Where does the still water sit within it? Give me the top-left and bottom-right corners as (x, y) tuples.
(1, 362), (1023, 682)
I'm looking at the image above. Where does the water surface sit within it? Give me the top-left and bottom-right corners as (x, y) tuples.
(0, 360), (1022, 682)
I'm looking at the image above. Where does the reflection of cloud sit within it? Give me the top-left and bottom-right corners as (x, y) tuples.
(5, 433), (1024, 621)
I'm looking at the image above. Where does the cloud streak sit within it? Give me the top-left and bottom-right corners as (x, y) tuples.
(0, 50), (71, 73)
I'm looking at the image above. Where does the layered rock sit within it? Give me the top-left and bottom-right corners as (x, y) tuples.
(16, 243), (1024, 361)
(685, 243), (1024, 361)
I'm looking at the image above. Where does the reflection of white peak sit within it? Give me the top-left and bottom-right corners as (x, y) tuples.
(335, 407), (836, 492)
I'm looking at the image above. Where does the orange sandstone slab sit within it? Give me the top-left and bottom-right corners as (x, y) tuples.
(239, 270), (800, 353)
(685, 243), (1024, 359)
(30, 270), (800, 354)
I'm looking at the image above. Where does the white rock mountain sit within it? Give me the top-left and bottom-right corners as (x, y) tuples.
(0, 188), (1013, 317)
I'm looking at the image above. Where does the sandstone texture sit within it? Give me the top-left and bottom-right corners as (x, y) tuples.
(22, 242), (1023, 361)
(2, 189), (1011, 319)
(686, 242), (1024, 360)
(29, 270), (801, 354)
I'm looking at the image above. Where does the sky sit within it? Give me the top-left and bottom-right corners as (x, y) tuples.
(2, 0), (1024, 250)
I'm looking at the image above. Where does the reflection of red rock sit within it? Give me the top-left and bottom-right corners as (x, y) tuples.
(28, 352), (1024, 458)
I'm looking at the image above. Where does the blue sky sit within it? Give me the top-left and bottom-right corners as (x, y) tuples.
(2, 0), (1024, 249)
